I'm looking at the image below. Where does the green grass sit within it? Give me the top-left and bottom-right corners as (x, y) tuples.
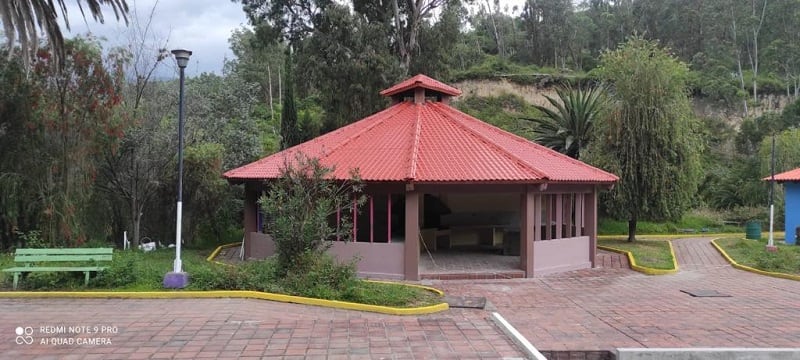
(598, 239), (675, 270)
(599, 212), (743, 236)
(0, 247), (440, 308)
(715, 237), (800, 275)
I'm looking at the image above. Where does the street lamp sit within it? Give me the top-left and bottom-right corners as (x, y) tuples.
(164, 49), (192, 289)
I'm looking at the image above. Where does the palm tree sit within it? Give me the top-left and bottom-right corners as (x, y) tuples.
(0, 0), (129, 68)
(523, 85), (607, 160)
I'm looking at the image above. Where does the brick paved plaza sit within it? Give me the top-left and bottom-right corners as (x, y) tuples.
(1, 237), (799, 359)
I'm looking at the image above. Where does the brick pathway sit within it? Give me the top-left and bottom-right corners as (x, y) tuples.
(4, 238), (799, 358)
(670, 238), (729, 271)
(434, 237), (800, 352)
(0, 298), (523, 359)
(593, 250), (629, 270)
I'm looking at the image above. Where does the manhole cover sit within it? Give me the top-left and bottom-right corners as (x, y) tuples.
(444, 296), (486, 309)
(680, 289), (731, 297)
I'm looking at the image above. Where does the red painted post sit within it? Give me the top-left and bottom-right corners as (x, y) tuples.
(387, 194), (392, 243)
(353, 195), (357, 242)
(336, 206), (341, 241)
(369, 196), (374, 243)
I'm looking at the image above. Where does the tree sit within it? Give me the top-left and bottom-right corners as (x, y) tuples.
(592, 37), (701, 242)
(0, 0), (129, 68)
(27, 38), (126, 246)
(524, 85), (606, 160)
(390, 0), (448, 73)
(259, 154), (364, 274)
(296, 3), (401, 132)
(280, 51), (299, 149)
(237, 0), (331, 47)
(97, 2), (170, 250)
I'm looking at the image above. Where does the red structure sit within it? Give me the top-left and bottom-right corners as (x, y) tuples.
(224, 75), (618, 280)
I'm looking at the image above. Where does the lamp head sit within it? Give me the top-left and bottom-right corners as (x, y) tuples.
(171, 49), (192, 68)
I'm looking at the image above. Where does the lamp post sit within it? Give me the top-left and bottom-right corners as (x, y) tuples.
(164, 49), (192, 288)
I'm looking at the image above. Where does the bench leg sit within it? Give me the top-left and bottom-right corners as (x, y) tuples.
(84, 271), (90, 286)
(13, 272), (19, 290)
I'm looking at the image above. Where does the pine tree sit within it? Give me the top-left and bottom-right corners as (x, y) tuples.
(280, 51), (300, 149)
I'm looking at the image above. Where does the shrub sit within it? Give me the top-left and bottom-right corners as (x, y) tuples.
(259, 154), (364, 274)
(94, 255), (137, 288)
(280, 252), (359, 300)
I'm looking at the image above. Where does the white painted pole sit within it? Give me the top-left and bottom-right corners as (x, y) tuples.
(768, 204), (775, 247)
(768, 133), (776, 250)
(174, 201), (183, 273)
(123, 231), (128, 250)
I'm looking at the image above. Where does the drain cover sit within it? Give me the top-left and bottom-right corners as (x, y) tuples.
(444, 296), (486, 309)
(681, 289), (731, 297)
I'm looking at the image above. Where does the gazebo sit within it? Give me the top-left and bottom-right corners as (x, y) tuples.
(223, 74), (618, 280)
(766, 168), (800, 245)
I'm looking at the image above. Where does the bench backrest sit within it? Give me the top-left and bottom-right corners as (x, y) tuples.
(13, 248), (114, 264)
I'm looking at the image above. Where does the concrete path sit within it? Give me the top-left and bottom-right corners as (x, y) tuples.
(435, 238), (800, 352)
(0, 298), (523, 359)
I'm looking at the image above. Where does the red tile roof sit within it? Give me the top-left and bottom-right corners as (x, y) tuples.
(224, 76), (617, 184)
(379, 74), (461, 97)
(764, 168), (800, 182)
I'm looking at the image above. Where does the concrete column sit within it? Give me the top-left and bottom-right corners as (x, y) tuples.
(584, 188), (598, 267)
(404, 190), (420, 280)
(243, 183), (259, 259)
(520, 189), (535, 277)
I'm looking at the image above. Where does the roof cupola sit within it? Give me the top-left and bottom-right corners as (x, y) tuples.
(380, 74), (462, 105)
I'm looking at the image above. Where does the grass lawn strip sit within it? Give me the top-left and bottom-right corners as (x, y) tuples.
(712, 237), (800, 281)
(0, 244), (448, 315)
(597, 238), (678, 274)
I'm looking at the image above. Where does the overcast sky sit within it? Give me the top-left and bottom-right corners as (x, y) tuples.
(61, 0), (248, 76)
(59, 0), (528, 78)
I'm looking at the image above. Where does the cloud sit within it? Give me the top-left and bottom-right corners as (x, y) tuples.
(59, 0), (249, 76)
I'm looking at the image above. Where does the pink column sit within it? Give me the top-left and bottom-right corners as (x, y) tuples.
(585, 188), (598, 267)
(404, 190), (420, 280)
(243, 184), (258, 259)
(520, 189), (535, 276)
(555, 194), (563, 239)
(534, 193), (542, 242)
(545, 195), (553, 240)
(574, 193), (583, 237)
(564, 194), (573, 237)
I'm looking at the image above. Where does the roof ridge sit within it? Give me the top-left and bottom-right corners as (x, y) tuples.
(408, 103), (422, 180)
(432, 103), (548, 180)
(438, 103), (618, 181)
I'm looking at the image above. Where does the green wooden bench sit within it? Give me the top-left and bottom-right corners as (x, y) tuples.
(2, 248), (113, 290)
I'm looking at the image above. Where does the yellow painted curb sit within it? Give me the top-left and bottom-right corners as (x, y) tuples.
(597, 240), (679, 275)
(0, 243), (450, 316)
(206, 241), (242, 266)
(710, 238), (800, 282)
(0, 290), (449, 315)
(598, 232), (785, 240)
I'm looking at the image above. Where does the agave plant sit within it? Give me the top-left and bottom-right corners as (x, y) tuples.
(523, 85), (607, 160)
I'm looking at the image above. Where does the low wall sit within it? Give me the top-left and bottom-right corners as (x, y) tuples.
(244, 233), (405, 279)
(245, 232), (275, 260)
(533, 236), (591, 275)
(329, 242), (405, 280)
